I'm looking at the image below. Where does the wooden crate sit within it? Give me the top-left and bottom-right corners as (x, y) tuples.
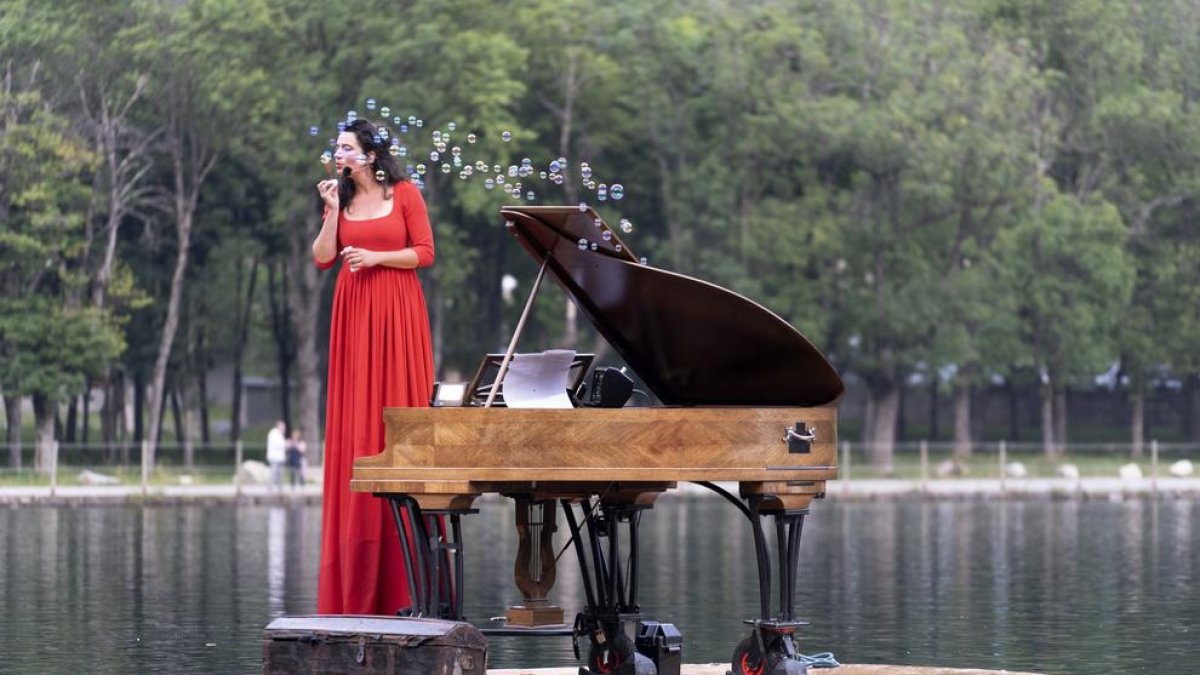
(263, 615), (487, 675)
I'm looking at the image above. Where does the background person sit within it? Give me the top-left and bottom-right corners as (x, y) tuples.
(265, 420), (288, 491)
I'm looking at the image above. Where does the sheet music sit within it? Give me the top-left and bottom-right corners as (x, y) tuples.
(503, 349), (577, 408)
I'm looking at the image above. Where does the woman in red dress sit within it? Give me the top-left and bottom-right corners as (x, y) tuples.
(313, 118), (434, 614)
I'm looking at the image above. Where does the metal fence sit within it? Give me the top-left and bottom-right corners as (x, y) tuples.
(0, 439), (1195, 493)
(0, 441), (325, 493)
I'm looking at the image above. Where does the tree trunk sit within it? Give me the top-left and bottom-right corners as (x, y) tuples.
(1054, 386), (1068, 453)
(31, 394), (57, 473)
(145, 210), (192, 474)
(81, 387), (90, 445)
(286, 203), (328, 465)
(1040, 378), (1055, 458)
(229, 256), (259, 443)
(1184, 373), (1199, 442)
(1130, 386), (1145, 459)
(268, 263), (295, 428)
(1007, 379), (1019, 441)
(861, 394), (875, 446)
(65, 397), (78, 444)
(953, 379), (972, 459)
(929, 379), (939, 441)
(868, 384), (900, 473)
(4, 395), (21, 469)
(895, 383), (907, 442)
(133, 371), (145, 443)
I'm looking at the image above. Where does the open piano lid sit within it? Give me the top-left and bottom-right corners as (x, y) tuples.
(500, 205), (845, 407)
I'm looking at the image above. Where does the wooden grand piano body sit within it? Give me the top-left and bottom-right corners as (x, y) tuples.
(350, 205), (844, 675)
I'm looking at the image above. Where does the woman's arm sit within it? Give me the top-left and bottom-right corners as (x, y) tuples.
(312, 180), (340, 268)
(341, 246), (422, 270)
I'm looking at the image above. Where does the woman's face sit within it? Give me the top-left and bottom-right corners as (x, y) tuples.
(334, 131), (372, 176)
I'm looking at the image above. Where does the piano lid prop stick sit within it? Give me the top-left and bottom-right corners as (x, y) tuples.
(484, 255), (551, 408)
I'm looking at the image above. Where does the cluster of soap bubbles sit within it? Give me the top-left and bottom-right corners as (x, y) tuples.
(312, 98), (648, 264)
(312, 99), (632, 226)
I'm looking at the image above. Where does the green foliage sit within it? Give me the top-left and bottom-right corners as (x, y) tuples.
(3, 0), (1200, 443)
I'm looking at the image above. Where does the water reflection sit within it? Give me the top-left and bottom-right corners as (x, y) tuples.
(0, 498), (1196, 674)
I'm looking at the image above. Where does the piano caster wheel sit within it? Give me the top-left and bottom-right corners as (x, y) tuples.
(730, 636), (807, 675)
(583, 634), (655, 674)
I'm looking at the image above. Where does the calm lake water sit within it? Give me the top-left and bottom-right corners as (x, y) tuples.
(0, 496), (1195, 674)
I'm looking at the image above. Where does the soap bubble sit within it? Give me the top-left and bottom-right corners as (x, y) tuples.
(578, 202), (587, 212)
(463, 165), (474, 177)
(526, 191), (536, 201)
(578, 238), (588, 250)
(610, 184), (625, 201)
(435, 141), (446, 153)
(615, 244), (623, 253)
(408, 116), (417, 125)
(375, 169), (386, 181)
(389, 144), (401, 157)
(320, 150), (332, 164)
(594, 218), (603, 228)
(501, 130), (512, 142)
(397, 146), (408, 157)
(639, 256), (648, 265)
(467, 133), (477, 144)
(309, 125), (319, 136)
(602, 230), (612, 241)
(495, 174), (505, 185)
(379, 128), (389, 140)
(549, 160), (562, 173)
(441, 163), (452, 174)
(347, 110), (358, 120)
(581, 164), (592, 180)
(590, 243), (598, 251)
(493, 165), (502, 174)
(380, 106), (391, 117)
(447, 121), (457, 131)
(539, 171), (547, 180)
(619, 218), (633, 233)
(433, 130), (442, 143)
(552, 174), (565, 185)
(430, 151), (440, 162)
(366, 98), (376, 110)
(476, 161), (488, 172)
(415, 119), (424, 127)
(484, 178), (495, 190)
(399, 124), (408, 134)
(416, 163), (426, 175)
(508, 165), (519, 177)
(451, 146), (462, 157)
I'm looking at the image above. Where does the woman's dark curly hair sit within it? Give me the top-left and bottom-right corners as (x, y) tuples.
(338, 118), (408, 212)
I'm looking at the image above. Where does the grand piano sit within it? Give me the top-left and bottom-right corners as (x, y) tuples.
(351, 205), (844, 675)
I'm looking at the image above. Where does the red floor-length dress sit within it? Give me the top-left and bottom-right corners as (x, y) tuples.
(316, 179), (434, 615)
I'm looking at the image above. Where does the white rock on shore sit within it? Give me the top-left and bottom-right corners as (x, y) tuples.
(78, 470), (120, 486)
(1119, 463), (1143, 480)
(1169, 459), (1194, 477)
(1057, 464), (1080, 479)
(237, 460), (271, 485)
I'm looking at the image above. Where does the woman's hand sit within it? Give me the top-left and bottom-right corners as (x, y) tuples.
(341, 246), (377, 272)
(317, 179), (339, 211)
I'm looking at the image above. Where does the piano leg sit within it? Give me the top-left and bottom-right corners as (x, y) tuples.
(385, 495), (471, 620)
(561, 498), (662, 675)
(695, 483), (812, 675)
